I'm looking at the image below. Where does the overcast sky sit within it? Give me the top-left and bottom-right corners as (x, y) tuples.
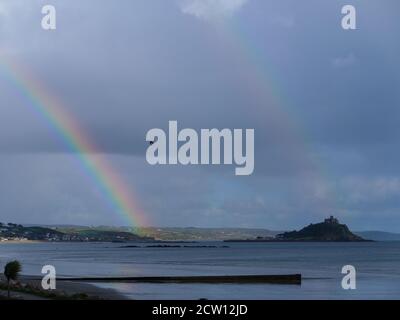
(0, 0), (399, 231)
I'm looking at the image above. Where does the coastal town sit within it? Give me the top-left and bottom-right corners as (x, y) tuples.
(0, 222), (153, 242)
(1, 217), (370, 243)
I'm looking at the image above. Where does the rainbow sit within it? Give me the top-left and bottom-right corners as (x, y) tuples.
(0, 56), (149, 228)
(211, 19), (337, 214)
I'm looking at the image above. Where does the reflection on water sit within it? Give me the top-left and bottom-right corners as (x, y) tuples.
(0, 241), (399, 299)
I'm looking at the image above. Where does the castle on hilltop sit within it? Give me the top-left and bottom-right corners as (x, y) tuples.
(274, 215), (367, 241)
(324, 216), (339, 224)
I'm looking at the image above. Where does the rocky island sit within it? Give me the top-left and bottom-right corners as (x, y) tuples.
(275, 216), (369, 241)
(225, 216), (370, 242)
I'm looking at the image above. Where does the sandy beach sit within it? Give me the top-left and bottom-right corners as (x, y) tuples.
(0, 240), (43, 244)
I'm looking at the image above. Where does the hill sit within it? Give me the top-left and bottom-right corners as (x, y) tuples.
(0, 222), (153, 242)
(7, 222), (396, 242)
(55, 226), (280, 241)
(132, 227), (280, 241)
(0, 223), (64, 241)
(276, 216), (368, 242)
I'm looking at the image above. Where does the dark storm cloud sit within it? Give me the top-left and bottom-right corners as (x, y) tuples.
(0, 0), (400, 231)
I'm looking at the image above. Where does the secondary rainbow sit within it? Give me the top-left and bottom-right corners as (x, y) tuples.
(0, 57), (148, 228)
(212, 18), (337, 213)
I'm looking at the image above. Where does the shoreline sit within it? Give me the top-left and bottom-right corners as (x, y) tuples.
(223, 239), (374, 242)
(3, 273), (301, 300)
(0, 240), (43, 244)
(4, 275), (128, 300)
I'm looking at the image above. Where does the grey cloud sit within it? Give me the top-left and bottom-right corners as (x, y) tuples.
(179, 0), (248, 20)
(0, 0), (399, 231)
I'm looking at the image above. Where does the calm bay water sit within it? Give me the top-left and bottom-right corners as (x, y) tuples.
(0, 241), (399, 299)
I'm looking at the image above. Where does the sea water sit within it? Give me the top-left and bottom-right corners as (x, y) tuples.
(0, 241), (399, 299)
